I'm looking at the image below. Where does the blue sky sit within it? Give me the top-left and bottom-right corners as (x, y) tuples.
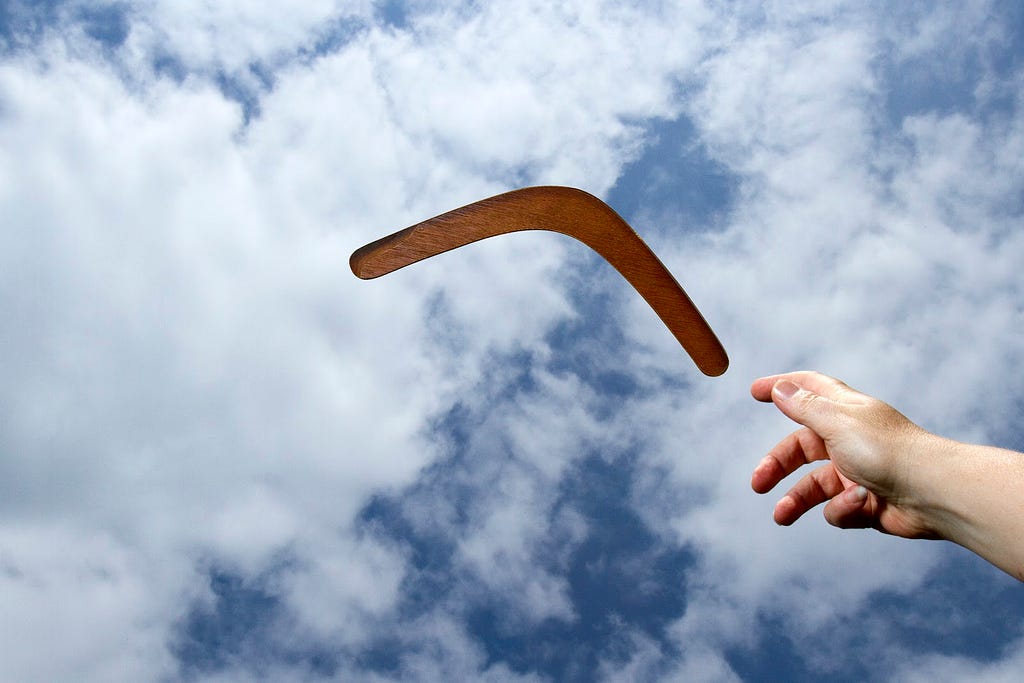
(1, 1), (1023, 681)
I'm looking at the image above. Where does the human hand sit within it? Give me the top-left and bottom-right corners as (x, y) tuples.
(750, 371), (940, 539)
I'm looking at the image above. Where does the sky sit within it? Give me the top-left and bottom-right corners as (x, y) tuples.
(1, 1), (1023, 681)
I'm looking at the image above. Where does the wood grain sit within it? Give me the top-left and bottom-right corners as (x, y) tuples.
(350, 186), (728, 376)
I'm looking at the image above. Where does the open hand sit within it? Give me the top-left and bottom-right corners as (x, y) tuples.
(750, 371), (939, 539)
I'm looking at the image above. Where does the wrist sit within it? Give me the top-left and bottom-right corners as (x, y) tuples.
(888, 431), (964, 540)
(905, 436), (1024, 580)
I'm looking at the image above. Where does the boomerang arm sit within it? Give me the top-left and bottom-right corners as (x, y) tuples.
(350, 186), (728, 377)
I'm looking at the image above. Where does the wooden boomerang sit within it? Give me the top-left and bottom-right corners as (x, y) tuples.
(350, 186), (728, 377)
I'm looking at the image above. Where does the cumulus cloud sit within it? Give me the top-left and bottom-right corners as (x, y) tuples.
(895, 636), (1024, 683)
(614, 2), (1024, 677)
(1, 1), (1022, 681)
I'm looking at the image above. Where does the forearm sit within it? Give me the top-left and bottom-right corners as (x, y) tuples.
(910, 435), (1024, 581)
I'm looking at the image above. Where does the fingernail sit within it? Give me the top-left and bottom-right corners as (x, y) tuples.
(773, 380), (800, 401)
(847, 485), (868, 503)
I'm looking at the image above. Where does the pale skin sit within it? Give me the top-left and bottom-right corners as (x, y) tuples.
(751, 371), (1024, 582)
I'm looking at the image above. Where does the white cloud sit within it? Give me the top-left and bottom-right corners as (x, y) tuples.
(894, 636), (1024, 683)
(125, 0), (374, 72)
(608, 1), (1024, 675)
(0, 40), (443, 679)
(2, 1), (1023, 680)
(0, 1), (723, 679)
(0, 523), (185, 682)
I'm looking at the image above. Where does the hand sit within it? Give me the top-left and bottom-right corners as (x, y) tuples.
(751, 370), (1024, 581)
(750, 371), (940, 539)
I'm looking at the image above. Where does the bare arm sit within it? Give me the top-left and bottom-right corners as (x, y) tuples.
(751, 371), (1024, 582)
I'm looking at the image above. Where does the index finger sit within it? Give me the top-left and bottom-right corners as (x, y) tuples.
(751, 426), (830, 493)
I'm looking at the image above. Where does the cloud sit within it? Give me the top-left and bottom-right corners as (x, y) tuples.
(0, 1), (716, 680)
(613, 2), (1024, 678)
(2, 1), (1023, 681)
(895, 636), (1024, 683)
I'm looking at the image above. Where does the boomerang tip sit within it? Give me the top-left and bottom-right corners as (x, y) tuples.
(700, 352), (729, 377)
(349, 245), (375, 279)
(349, 229), (410, 280)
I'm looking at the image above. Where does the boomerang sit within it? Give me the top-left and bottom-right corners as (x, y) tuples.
(350, 186), (728, 376)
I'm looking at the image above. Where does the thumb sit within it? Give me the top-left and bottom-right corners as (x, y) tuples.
(771, 379), (842, 437)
